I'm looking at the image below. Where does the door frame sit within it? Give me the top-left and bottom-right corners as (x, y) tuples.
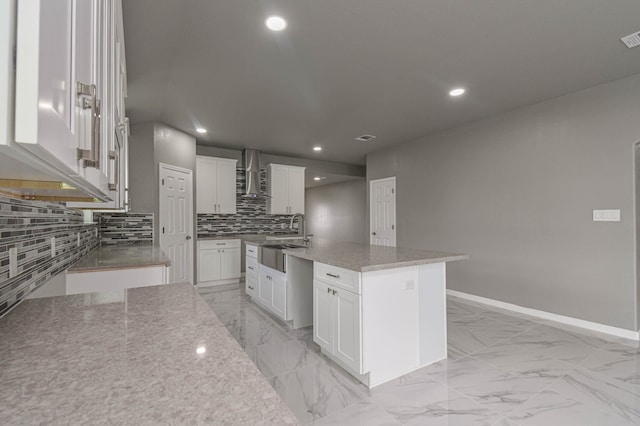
(369, 176), (397, 246)
(158, 162), (194, 284)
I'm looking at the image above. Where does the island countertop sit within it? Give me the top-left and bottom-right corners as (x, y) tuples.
(0, 283), (298, 425)
(67, 243), (171, 273)
(280, 239), (468, 272)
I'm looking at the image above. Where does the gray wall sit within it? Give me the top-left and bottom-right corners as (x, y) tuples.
(129, 123), (196, 237)
(367, 73), (640, 330)
(306, 179), (368, 244)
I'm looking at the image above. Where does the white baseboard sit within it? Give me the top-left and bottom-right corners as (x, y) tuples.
(447, 289), (640, 341)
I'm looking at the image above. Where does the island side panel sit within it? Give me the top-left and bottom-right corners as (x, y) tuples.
(417, 262), (447, 366)
(362, 265), (420, 387)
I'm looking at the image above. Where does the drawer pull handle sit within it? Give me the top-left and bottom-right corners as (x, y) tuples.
(327, 288), (331, 294)
(326, 273), (340, 279)
(216, 243), (225, 245)
(248, 285), (254, 290)
(332, 290), (337, 296)
(248, 266), (254, 270)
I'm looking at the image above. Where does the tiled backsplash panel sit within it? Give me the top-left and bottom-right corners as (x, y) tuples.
(0, 196), (99, 316)
(95, 212), (153, 245)
(197, 168), (297, 237)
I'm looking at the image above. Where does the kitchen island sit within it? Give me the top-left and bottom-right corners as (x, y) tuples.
(245, 238), (468, 388)
(0, 283), (297, 425)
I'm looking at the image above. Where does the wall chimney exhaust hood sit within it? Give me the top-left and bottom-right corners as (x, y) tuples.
(242, 149), (269, 198)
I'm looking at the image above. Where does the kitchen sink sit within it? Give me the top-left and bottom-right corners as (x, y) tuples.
(262, 243), (306, 250)
(259, 243), (306, 272)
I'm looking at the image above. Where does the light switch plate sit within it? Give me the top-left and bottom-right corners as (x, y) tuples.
(77, 232), (80, 247)
(593, 209), (621, 222)
(50, 237), (56, 257)
(9, 247), (17, 278)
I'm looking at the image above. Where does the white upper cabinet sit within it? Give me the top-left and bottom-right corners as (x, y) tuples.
(67, 0), (128, 210)
(0, 0), (127, 202)
(13, 0), (79, 177)
(196, 156), (238, 214)
(266, 164), (306, 215)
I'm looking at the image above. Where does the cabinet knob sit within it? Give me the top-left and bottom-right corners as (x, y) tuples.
(332, 290), (337, 296)
(186, 235), (192, 240)
(371, 232), (377, 236)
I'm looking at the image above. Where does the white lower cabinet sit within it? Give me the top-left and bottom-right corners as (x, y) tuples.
(313, 279), (362, 373)
(197, 239), (241, 286)
(256, 264), (287, 321)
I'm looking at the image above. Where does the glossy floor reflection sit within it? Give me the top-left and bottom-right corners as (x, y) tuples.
(199, 283), (640, 425)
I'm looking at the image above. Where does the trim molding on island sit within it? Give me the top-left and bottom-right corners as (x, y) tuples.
(447, 289), (640, 341)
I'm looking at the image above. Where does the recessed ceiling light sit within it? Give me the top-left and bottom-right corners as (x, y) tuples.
(314, 176), (324, 181)
(196, 127), (207, 134)
(355, 134), (376, 142)
(313, 146), (322, 152)
(196, 346), (206, 354)
(449, 88), (465, 97)
(265, 16), (287, 31)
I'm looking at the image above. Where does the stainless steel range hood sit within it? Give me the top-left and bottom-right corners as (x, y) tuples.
(242, 149), (268, 198)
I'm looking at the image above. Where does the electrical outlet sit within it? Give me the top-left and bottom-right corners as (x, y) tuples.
(50, 237), (56, 258)
(9, 247), (17, 278)
(405, 280), (415, 290)
(77, 232), (80, 247)
(593, 209), (621, 222)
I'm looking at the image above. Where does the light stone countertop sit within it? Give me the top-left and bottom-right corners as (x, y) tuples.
(0, 283), (298, 425)
(197, 233), (301, 242)
(67, 243), (171, 273)
(279, 239), (468, 272)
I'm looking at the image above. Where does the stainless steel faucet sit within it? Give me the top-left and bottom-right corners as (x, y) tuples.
(289, 213), (312, 243)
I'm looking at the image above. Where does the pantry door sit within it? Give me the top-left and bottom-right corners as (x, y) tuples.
(159, 163), (193, 284)
(370, 177), (396, 247)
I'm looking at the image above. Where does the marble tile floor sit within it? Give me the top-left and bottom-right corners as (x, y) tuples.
(198, 283), (640, 425)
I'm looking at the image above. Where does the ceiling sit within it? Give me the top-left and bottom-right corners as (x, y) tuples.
(123, 0), (640, 166)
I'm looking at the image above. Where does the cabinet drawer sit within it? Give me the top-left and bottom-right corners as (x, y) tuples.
(199, 239), (240, 250)
(246, 244), (258, 259)
(314, 262), (361, 294)
(246, 258), (258, 277)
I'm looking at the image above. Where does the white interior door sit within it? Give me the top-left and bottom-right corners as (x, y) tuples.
(370, 177), (396, 246)
(159, 163), (193, 284)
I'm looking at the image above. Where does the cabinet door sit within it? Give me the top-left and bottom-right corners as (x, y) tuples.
(216, 159), (237, 214)
(14, 0), (79, 175)
(268, 165), (289, 214)
(258, 268), (273, 306)
(197, 249), (221, 283)
(313, 280), (334, 353)
(333, 288), (362, 373)
(220, 248), (240, 280)
(196, 156), (218, 213)
(271, 272), (287, 320)
(75, 0), (109, 195)
(288, 167), (305, 214)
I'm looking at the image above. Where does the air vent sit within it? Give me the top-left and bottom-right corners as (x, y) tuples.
(621, 31), (640, 48)
(355, 134), (376, 142)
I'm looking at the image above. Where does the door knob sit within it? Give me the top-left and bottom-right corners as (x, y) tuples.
(186, 236), (192, 240)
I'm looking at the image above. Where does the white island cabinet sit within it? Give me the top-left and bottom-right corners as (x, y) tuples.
(313, 260), (449, 387)
(245, 243), (313, 327)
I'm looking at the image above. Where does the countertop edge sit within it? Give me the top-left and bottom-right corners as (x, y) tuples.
(284, 250), (469, 272)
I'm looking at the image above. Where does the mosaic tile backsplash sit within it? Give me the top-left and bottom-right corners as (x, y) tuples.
(94, 212), (153, 245)
(197, 168), (299, 237)
(0, 195), (99, 317)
